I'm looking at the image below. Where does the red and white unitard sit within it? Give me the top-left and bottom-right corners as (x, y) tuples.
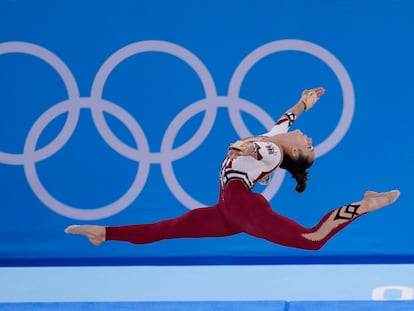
(106, 113), (363, 250)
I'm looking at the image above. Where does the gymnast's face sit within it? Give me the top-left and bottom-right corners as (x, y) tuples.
(290, 129), (315, 162)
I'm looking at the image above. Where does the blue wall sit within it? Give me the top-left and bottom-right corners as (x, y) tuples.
(0, 0), (413, 263)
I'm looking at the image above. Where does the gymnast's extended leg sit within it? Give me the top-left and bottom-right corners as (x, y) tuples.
(221, 181), (400, 250)
(65, 204), (240, 246)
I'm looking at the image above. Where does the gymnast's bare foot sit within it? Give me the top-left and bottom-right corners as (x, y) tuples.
(64, 225), (105, 246)
(360, 190), (400, 213)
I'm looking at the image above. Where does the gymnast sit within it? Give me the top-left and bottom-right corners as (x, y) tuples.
(65, 87), (400, 250)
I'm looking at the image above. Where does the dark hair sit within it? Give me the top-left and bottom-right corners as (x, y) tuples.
(280, 151), (313, 193)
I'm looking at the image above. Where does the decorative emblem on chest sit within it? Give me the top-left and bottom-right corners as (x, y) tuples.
(265, 144), (276, 155)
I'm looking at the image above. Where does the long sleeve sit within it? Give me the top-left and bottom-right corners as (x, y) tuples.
(262, 112), (296, 137)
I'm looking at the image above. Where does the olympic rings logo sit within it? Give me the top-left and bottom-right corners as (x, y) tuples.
(0, 39), (354, 220)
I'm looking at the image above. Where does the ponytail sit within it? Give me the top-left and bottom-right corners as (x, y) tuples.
(280, 152), (312, 193)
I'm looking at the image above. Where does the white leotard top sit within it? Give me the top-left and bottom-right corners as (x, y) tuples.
(220, 112), (295, 190)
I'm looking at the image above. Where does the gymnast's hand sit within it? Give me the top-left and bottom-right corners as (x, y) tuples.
(300, 87), (325, 111)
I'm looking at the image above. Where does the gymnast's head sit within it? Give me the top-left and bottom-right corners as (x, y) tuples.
(280, 129), (315, 193)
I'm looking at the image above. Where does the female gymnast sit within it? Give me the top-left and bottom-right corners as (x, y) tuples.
(65, 87), (400, 250)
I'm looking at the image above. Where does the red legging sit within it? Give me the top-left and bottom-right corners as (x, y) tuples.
(106, 180), (362, 250)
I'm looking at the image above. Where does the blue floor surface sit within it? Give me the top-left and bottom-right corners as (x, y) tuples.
(1, 301), (414, 311)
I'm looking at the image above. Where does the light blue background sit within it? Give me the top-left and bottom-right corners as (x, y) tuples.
(2, 264), (414, 302)
(0, 0), (412, 263)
